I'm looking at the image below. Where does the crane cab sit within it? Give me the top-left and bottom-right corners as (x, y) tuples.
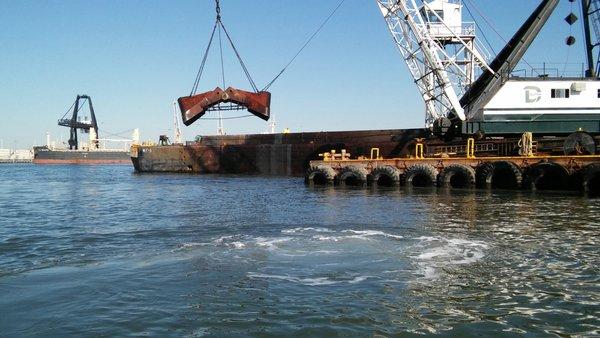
(420, 0), (472, 40)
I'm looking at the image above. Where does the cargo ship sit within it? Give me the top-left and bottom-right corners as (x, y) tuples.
(33, 147), (131, 164)
(33, 95), (137, 165)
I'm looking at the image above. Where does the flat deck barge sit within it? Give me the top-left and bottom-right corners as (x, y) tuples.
(305, 144), (600, 193)
(131, 129), (428, 175)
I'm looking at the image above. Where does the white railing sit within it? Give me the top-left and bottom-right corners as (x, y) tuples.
(423, 22), (476, 37)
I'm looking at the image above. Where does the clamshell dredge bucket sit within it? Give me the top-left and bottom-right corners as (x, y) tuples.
(178, 87), (271, 126)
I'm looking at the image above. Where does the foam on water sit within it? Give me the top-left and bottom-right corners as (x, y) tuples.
(176, 242), (208, 250)
(247, 272), (373, 286)
(303, 228), (405, 243)
(343, 230), (404, 240)
(411, 236), (489, 280)
(254, 237), (292, 250)
(201, 227), (406, 254)
(281, 227), (333, 234)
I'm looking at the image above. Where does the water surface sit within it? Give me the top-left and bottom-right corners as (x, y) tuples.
(0, 165), (598, 336)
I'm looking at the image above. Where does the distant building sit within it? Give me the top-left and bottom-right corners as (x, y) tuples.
(0, 148), (33, 163)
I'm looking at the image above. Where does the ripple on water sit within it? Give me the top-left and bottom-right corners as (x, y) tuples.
(0, 167), (599, 336)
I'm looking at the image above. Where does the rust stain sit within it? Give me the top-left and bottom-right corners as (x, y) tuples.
(178, 87), (271, 126)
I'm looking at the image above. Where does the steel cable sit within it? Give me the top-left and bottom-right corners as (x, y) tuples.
(262, 0), (346, 91)
(191, 21), (218, 95)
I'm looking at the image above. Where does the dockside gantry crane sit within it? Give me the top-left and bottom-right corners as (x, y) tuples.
(57, 95), (99, 150)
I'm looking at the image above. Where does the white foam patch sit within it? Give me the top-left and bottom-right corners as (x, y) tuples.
(207, 228), (404, 256)
(212, 235), (234, 245)
(179, 242), (206, 248)
(211, 235), (294, 250)
(343, 230), (404, 240)
(229, 242), (246, 249)
(312, 229), (403, 242)
(414, 236), (437, 242)
(412, 236), (489, 280)
(348, 276), (370, 284)
(254, 237), (292, 250)
(313, 235), (357, 242)
(421, 266), (438, 280)
(176, 242), (210, 251)
(281, 227), (333, 234)
(247, 273), (372, 286)
(247, 273), (336, 286)
(278, 249), (339, 257)
(212, 235), (247, 249)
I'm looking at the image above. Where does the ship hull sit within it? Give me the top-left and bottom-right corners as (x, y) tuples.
(33, 147), (131, 165)
(131, 129), (429, 175)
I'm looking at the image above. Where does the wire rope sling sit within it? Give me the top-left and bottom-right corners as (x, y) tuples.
(177, 0), (271, 126)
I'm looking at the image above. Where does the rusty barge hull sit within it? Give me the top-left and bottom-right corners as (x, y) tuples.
(131, 129), (429, 175)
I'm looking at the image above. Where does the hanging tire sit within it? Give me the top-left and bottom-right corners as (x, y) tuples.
(336, 166), (368, 186)
(475, 162), (495, 189)
(404, 164), (438, 187)
(523, 162), (571, 191)
(582, 163), (600, 196)
(564, 131), (597, 155)
(438, 164), (476, 189)
(476, 161), (522, 190)
(369, 166), (401, 186)
(305, 165), (336, 185)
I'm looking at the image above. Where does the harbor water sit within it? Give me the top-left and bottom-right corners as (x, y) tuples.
(0, 165), (599, 336)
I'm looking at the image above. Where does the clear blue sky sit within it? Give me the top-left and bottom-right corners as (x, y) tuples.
(0, 0), (590, 148)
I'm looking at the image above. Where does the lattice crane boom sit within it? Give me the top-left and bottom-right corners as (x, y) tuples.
(376, 0), (491, 128)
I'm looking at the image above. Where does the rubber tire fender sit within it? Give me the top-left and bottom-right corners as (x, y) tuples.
(438, 164), (476, 189)
(582, 163), (600, 193)
(476, 161), (522, 189)
(305, 165), (336, 185)
(336, 165), (368, 185)
(404, 163), (438, 187)
(369, 165), (401, 186)
(523, 162), (570, 191)
(475, 162), (495, 189)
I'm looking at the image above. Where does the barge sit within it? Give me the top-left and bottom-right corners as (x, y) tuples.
(131, 128), (429, 175)
(304, 137), (600, 194)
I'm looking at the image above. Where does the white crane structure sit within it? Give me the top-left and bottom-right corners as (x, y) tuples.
(376, 0), (493, 127)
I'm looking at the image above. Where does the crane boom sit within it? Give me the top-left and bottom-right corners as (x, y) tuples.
(376, 0), (491, 128)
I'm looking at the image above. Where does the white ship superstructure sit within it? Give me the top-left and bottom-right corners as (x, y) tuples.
(481, 78), (600, 124)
